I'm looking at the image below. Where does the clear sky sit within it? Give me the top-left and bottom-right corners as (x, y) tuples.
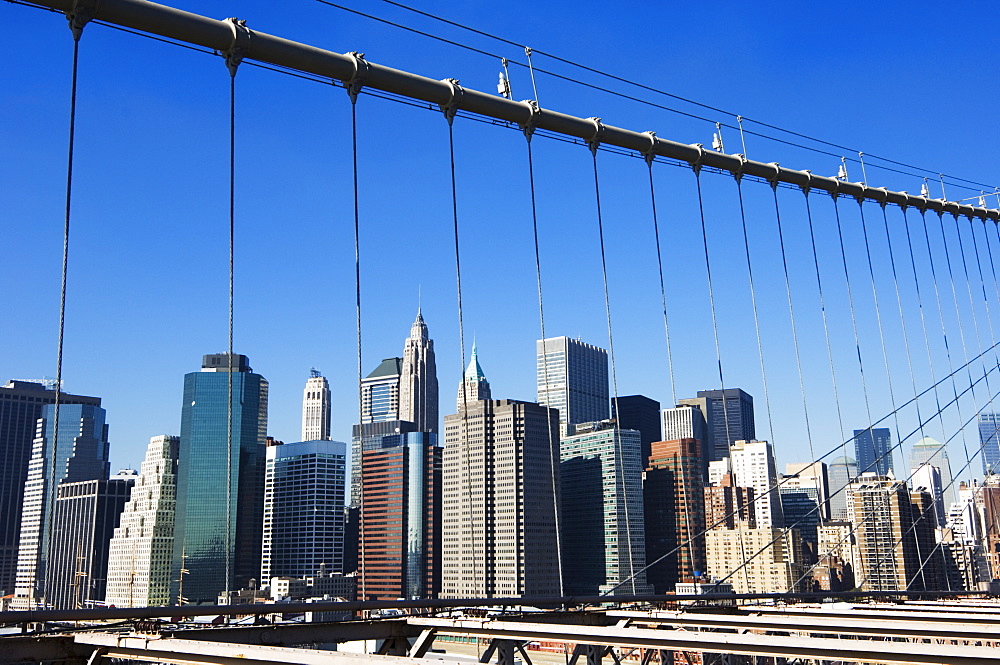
(3, 0), (999, 481)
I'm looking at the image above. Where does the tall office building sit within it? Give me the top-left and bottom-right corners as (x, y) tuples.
(301, 370), (331, 441)
(441, 397), (561, 598)
(827, 456), (858, 521)
(980, 413), (1000, 475)
(704, 526), (803, 594)
(359, 429), (440, 600)
(171, 353), (268, 604)
(456, 343), (491, 410)
(537, 336), (609, 434)
(643, 438), (706, 593)
(0, 380), (101, 595)
(784, 461), (829, 520)
(560, 421), (651, 596)
(361, 358), (402, 424)
(910, 437), (954, 510)
(13, 402), (110, 609)
(854, 427), (893, 476)
(46, 477), (133, 609)
(696, 389), (754, 463)
(262, 440), (347, 581)
(730, 439), (783, 528)
(105, 435), (179, 608)
(910, 463), (945, 526)
(661, 402), (710, 478)
(847, 474), (942, 591)
(611, 395), (660, 467)
(399, 309), (439, 433)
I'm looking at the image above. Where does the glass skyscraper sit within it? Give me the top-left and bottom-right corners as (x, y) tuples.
(695, 388), (755, 463)
(979, 413), (1000, 475)
(171, 353), (268, 604)
(854, 427), (893, 476)
(537, 336), (609, 435)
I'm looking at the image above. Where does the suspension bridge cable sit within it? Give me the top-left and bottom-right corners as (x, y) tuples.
(644, 148), (677, 407)
(522, 117), (564, 597)
(952, 214), (999, 404)
(771, 180), (815, 460)
(370, 0), (998, 194)
(734, 175), (776, 444)
(588, 132), (637, 595)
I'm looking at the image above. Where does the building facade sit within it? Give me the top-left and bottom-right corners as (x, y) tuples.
(695, 389), (754, 463)
(827, 456), (858, 521)
(361, 358), (402, 424)
(301, 370), (331, 442)
(611, 395), (660, 467)
(359, 430), (440, 600)
(854, 427), (893, 476)
(0, 380), (101, 594)
(105, 435), (179, 608)
(560, 421), (651, 596)
(729, 439), (783, 528)
(13, 402), (110, 609)
(398, 310), (439, 434)
(171, 353), (268, 604)
(979, 413), (1000, 475)
(537, 336), (609, 434)
(456, 343), (491, 410)
(46, 477), (133, 609)
(441, 397), (561, 598)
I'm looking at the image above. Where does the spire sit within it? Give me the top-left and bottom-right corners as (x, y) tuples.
(409, 308), (428, 341)
(465, 343), (486, 380)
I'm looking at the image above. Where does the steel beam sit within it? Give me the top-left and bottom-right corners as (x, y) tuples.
(166, 618), (422, 647)
(0, 634), (93, 664)
(14, 0), (1000, 222)
(409, 617), (1000, 665)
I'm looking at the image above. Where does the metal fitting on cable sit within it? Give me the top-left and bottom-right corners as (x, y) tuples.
(224, 17), (251, 78)
(587, 117), (604, 155)
(66, 0), (98, 41)
(343, 52), (369, 103)
(690, 143), (705, 174)
(875, 187), (890, 208)
(520, 99), (540, 142)
(767, 162), (781, 190)
(640, 131), (657, 167)
(733, 153), (748, 183)
(439, 78), (463, 125)
(801, 169), (813, 195)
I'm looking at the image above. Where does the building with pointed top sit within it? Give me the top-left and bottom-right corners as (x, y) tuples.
(456, 344), (491, 411)
(301, 370), (331, 441)
(399, 310), (439, 434)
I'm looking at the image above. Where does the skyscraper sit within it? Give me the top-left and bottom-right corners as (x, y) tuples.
(643, 438), (706, 592)
(695, 389), (755, 463)
(0, 380), (101, 595)
(827, 456), (858, 521)
(46, 477), (133, 609)
(399, 309), (439, 433)
(661, 402), (711, 478)
(359, 430), (440, 600)
(456, 343), (490, 410)
(979, 413), (1000, 475)
(171, 353), (268, 604)
(361, 358), (402, 424)
(301, 369), (331, 441)
(105, 435), (180, 608)
(854, 428), (893, 476)
(13, 402), (110, 609)
(442, 354), (560, 598)
(560, 421), (651, 596)
(537, 336), (609, 434)
(910, 436), (954, 517)
(729, 439), (783, 528)
(262, 440), (347, 581)
(611, 395), (660, 466)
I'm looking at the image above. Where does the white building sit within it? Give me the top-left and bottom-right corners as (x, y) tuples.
(399, 309), (439, 433)
(301, 370), (331, 442)
(729, 439), (783, 528)
(105, 435), (179, 607)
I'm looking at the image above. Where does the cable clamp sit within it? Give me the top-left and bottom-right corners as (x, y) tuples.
(767, 162), (781, 189)
(66, 0), (98, 41)
(733, 154), (748, 182)
(690, 143), (705, 174)
(875, 187), (890, 208)
(439, 78), (464, 126)
(343, 52), (369, 103)
(640, 131), (657, 166)
(801, 169), (812, 195)
(587, 117), (604, 155)
(224, 17), (251, 78)
(520, 99), (540, 142)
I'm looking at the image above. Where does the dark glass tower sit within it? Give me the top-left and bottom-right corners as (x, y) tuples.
(0, 380), (100, 594)
(171, 354), (268, 604)
(979, 413), (1000, 475)
(854, 427), (893, 476)
(696, 388), (755, 462)
(611, 394), (661, 467)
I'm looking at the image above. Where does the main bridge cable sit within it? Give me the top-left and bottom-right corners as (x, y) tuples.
(608, 336), (1000, 595)
(43, 0), (91, 610)
(366, 0), (999, 195)
(520, 101), (564, 597)
(588, 118), (638, 595)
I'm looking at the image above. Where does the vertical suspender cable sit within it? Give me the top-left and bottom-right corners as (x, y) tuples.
(587, 131), (636, 594)
(46, 12), (87, 607)
(348, 91), (366, 602)
(523, 117), (564, 596)
(643, 146), (677, 407)
(224, 62), (237, 598)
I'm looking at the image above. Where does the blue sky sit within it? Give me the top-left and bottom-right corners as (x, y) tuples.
(3, 0), (1000, 480)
